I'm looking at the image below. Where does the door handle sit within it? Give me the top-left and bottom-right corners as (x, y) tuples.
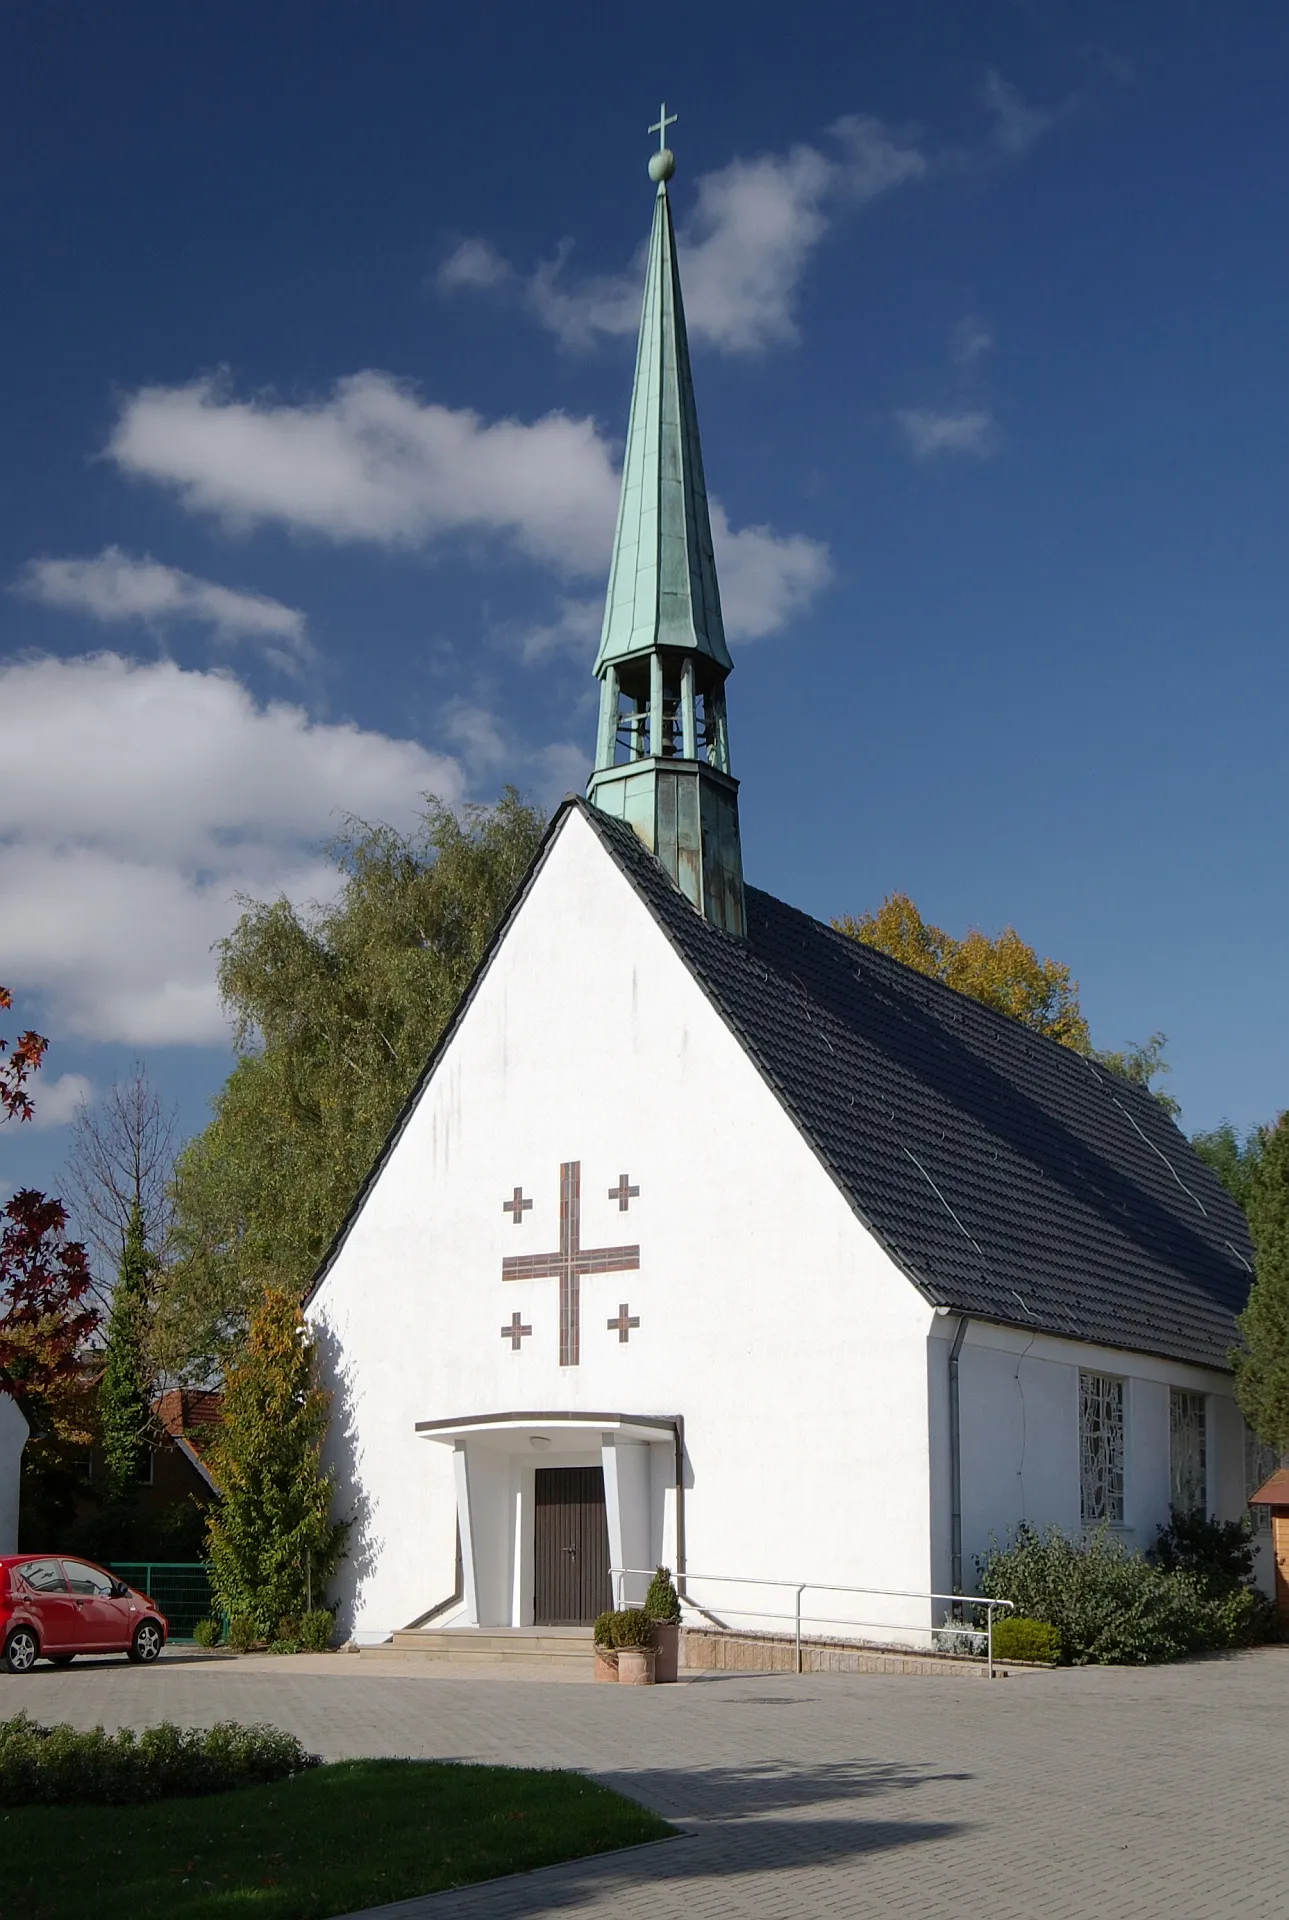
(562, 1547), (577, 1556)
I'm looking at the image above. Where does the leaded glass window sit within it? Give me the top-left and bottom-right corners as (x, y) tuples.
(1080, 1371), (1124, 1525)
(1245, 1426), (1278, 1537)
(1169, 1389), (1207, 1515)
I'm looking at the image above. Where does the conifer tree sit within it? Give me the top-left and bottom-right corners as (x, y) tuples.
(206, 1287), (348, 1636)
(1235, 1113), (1289, 1455)
(99, 1201), (155, 1501)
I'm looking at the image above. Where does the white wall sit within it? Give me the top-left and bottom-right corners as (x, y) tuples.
(0, 1396), (28, 1553)
(309, 807), (936, 1641)
(950, 1319), (1248, 1584)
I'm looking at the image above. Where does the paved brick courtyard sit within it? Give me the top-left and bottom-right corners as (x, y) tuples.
(2, 1647), (1284, 1919)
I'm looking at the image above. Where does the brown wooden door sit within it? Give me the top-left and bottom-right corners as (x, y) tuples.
(533, 1466), (612, 1625)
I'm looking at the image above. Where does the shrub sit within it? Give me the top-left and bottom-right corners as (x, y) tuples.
(593, 1610), (616, 1648)
(227, 1615), (258, 1654)
(991, 1616), (1062, 1664)
(0, 1713), (317, 1807)
(1150, 1510), (1257, 1592)
(977, 1523), (1273, 1665)
(643, 1567), (682, 1625)
(267, 1639), (301, 1656)
(192, 1618), (222, 1649)
(299, 1608), (335, 1652)
(593, 1608), (652, 1649)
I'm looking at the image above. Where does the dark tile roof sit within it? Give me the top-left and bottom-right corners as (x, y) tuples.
(578, 800), (1254, 1371)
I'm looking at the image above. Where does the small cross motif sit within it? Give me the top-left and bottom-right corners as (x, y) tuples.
(608, 1173), (639, 1213)
(649, 102), (678, 149)
(502, 1186), (532, 1224)
(501, 1312), (532, 1351)
(607, 1303), (640, 1344)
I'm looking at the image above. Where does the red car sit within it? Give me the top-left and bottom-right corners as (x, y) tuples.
(0, 1556), (168, 1673)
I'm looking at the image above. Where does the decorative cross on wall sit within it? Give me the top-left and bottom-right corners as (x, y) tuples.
(502, 1186), (532, 1223)
(607, 1303), (640, 1344)
(502, 1161), (639, 1366)
(500, 1311), (532, 1351)
(608, 1174), (639, 1212)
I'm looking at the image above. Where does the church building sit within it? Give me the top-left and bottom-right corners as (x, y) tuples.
(307, 129), (1269, 1649)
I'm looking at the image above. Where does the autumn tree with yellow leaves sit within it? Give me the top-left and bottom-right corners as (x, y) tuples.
(834, 894), (1177, 1112)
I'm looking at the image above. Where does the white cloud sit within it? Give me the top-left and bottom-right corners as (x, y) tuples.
(710, 505), (833, 639)
(981, 70), (1061, 157)
(435, 237), (514, 292)
(110, 373), (621, 576)
(0, 653), (465, 1046)
(440, 116), (928, 356)
(511, 596), (603, 664)
(108, 376), (831, 640)
(951, 316), (994, 366)
(16, 547), (310, 672)
(896, 408), (996, 459)
(22, 1073), (94, 1131)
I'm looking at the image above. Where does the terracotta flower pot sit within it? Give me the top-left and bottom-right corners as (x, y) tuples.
(650, 1622), (680, 1683)
(594, 1647), (619, 1683)
(616, 1644), (656, 1686)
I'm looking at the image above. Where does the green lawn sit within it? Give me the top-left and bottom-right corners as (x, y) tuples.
(0, 1759), (673, 1920)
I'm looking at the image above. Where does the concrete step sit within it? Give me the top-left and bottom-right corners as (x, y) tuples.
(361, 1627), (595, 1668)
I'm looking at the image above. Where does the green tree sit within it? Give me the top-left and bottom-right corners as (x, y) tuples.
(159, 791), (545, 1375)
(1234, 1113), (1289, 1454)
(206, 1287), (348, 1636)
(1192, 1121), (1266, 1212)
(98, 1202), (154, 1502)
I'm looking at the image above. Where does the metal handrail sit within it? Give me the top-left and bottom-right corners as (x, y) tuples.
(610, 1567), (1015, 1680)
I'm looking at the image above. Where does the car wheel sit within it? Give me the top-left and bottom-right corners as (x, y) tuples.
(3, 1627), (40, 1675)
(128, 1621), (164, 1664)
(49, 1655), (75, 1667)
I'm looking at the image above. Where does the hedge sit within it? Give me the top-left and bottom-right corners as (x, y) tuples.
(0, 1714), (317, 1806)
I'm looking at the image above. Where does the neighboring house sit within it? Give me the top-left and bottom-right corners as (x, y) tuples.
(150, 1389), (222, 1502)
(22, 1383), (221, 1552)
(305, 143), (1267, 1647)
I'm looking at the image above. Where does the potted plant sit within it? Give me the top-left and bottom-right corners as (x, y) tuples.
(592, 1610), (619, 1683)
(643, 1567), (682, 1683)
(612, 1607), (656, 1686)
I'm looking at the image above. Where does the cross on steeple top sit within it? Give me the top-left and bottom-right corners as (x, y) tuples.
(649, 102), (677, 149)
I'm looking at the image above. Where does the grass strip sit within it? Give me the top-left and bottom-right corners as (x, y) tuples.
(0, 1757), (673, 1919)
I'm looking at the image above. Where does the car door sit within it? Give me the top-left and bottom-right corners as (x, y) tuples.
(14, 1558), (78, 1652)
(61, 1560), (128, 1651)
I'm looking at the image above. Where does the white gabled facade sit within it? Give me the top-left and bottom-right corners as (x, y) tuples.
(308, 806), (939, 1643)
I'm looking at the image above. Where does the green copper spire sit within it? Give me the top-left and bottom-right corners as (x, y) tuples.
(588, 109), (746, 938)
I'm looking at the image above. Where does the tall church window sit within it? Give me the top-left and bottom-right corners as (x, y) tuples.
(1169, 1389), (1207, 1516)
(1079, 1371), (1125, 1526)
(1245, 1425), (1278, 1537)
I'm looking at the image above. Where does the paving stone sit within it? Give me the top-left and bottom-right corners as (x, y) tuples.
(2, 1646), (1284, 1919)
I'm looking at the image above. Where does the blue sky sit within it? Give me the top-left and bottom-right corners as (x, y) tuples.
(1, 1), (1285, 1212)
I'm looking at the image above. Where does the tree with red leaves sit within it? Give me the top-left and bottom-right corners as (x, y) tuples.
(1, 988), (99, 1418)
(0, 987), (48, 1125)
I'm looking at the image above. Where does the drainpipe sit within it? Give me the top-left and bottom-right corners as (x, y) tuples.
(948, 1315), (970, 1597)
(673, 1416), (687, 1596)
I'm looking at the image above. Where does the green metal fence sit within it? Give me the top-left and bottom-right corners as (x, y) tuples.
(108, 1562), (214, 1641)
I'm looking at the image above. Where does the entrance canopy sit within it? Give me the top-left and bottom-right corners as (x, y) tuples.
(416, 1411), (681, 1627)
